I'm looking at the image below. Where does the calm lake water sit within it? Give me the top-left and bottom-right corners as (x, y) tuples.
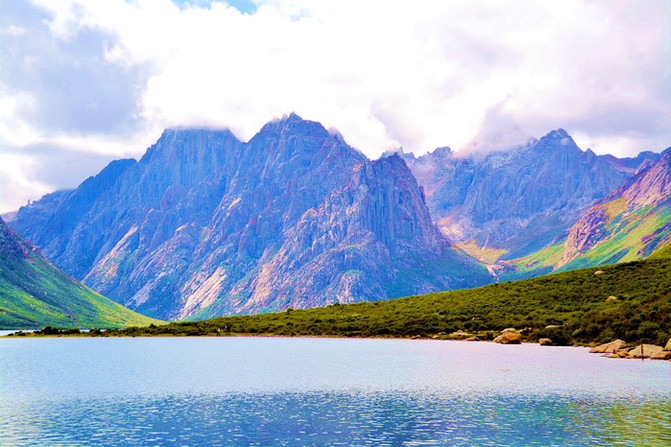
(0, 337), (669, 446)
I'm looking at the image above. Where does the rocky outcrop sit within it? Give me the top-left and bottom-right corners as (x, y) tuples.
(650, 350), (671, 360)
(449, 330), (475, 340)
(626, 344), (665, 359)
(589, 339), (625, 354)
(590, 340), (671, 360)
(494, 330), (522, 344)
(538, 338), (553, 346)
(10, 114), (491, 320)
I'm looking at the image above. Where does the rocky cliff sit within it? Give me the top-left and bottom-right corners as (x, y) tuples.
(10, 114), (491, 319)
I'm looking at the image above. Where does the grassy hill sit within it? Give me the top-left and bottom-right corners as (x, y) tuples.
(92, 246), (671, 346)
(0, 219), (161, 329)
(505, 204), (671, 281)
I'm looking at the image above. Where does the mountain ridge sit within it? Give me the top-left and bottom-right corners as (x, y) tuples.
(8, 116), (670, 320)
(403, 129), (662, 260)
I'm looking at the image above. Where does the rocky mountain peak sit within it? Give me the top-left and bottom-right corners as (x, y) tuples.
(430, 146), (453, 158)
(142, 127), (241, 164)
(537, 128), (580, 152)
(254, 112), (330, 141)
(410, 146), (454, 164)
(543, 128), (570, 140)
(378, 151), (407, 168)
(159, 127), (238, 142)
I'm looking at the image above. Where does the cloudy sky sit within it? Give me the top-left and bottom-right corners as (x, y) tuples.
(0, 0), (670, 212)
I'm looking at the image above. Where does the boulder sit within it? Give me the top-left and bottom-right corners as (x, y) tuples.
(608, 350), (630, 359)
(538, 338), (553, 346)
(665, 338), (671, 351)
(650, 350), (671, 360)
(502, 328), (518, 334)
(449, 330), (474, 339)
(494, 332), (522, 344)
(589, 339), (625, 354)
(626, 344), (664, 359)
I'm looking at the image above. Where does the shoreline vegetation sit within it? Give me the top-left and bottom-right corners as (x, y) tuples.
(4, 252), (670, 359)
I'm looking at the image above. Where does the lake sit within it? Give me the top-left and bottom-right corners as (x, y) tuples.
(0, 336), (669, 446)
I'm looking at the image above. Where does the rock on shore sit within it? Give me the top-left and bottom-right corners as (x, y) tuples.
(627, 344), (665, 359)
(494, 331), (522, 344)
(589, 339), (625, 353)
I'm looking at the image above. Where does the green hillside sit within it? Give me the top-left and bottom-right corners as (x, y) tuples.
(0, 223), (161, 329)
(93, 247), (671, 346)
(505, 204), (671, 281)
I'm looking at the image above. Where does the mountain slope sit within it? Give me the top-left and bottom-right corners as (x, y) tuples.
(403, 130), (660, 260)
(106, 247), (671, 348)
(10, 114), (491, 319)
(506, 150), (671, 278)
(0, 217), (159, 329)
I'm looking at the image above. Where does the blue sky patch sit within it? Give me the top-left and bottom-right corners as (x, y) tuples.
(171, 0), (257, 14)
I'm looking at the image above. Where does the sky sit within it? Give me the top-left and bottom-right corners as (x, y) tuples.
(0, 0), (670, 212)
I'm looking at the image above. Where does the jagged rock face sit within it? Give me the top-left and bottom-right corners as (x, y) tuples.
(11, 114), (490, 319)
(559, 151), (671, 266)
(10, 158), (138, 279)
(209, 154), (478, 317)
(404, 130), (660, 258)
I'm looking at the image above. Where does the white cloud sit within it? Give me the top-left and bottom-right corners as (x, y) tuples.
(0, 0), (670, 211)
(0, 154), (52, 213)
(0, 25), (27, 36)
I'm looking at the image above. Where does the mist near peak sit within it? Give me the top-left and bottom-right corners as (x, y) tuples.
(456, 105), (535, 157)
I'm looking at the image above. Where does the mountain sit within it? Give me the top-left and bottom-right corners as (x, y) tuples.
(9, 114), (491, 320)
(403, 130), (660, 261)
(507, 149), (671, 278)
(0, 217), (159, 329)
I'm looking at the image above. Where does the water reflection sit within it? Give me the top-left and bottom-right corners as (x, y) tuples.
(2, 391), (670, 446)
(1, 337), (669, 446)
